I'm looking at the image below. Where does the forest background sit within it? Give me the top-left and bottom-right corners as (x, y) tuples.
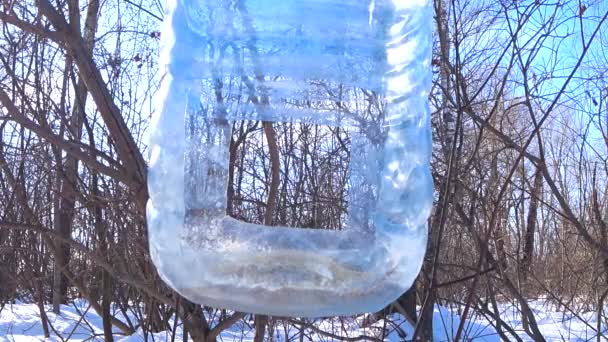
(1, 0), (608, 341)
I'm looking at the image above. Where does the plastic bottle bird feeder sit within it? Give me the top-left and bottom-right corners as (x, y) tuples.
(147, 0), (433, 317)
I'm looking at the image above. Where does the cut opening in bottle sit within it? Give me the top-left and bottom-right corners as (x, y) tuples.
(182, 80), (389, 247)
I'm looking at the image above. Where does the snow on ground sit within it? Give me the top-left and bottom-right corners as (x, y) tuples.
(0, 299), (605, 341)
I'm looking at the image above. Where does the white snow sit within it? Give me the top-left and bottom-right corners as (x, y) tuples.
(0, 299), (605, 341)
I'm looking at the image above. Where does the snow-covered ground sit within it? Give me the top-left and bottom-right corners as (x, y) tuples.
(0, 299), (605, 341)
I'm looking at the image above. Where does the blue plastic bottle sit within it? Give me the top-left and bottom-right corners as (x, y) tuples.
(147, 0), (433, 317)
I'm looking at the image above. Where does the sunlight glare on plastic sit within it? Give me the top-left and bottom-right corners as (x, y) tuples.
(147, 0), (433, 317)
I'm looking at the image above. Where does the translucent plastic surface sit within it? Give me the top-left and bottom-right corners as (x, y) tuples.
(147, 0), (433, 317)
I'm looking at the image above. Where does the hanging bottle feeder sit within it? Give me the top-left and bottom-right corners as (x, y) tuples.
(147, 0), (433, 317)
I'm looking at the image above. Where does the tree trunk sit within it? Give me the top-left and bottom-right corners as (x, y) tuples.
(520, 167), (542, 331)
(397, 285), (417, 323)
(91, 171), (114, 342)
(417, 0), (450, 339)
(253, 121), (280, 342)
(52, 0), (100, 313)
(521, 168), (542, 283)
